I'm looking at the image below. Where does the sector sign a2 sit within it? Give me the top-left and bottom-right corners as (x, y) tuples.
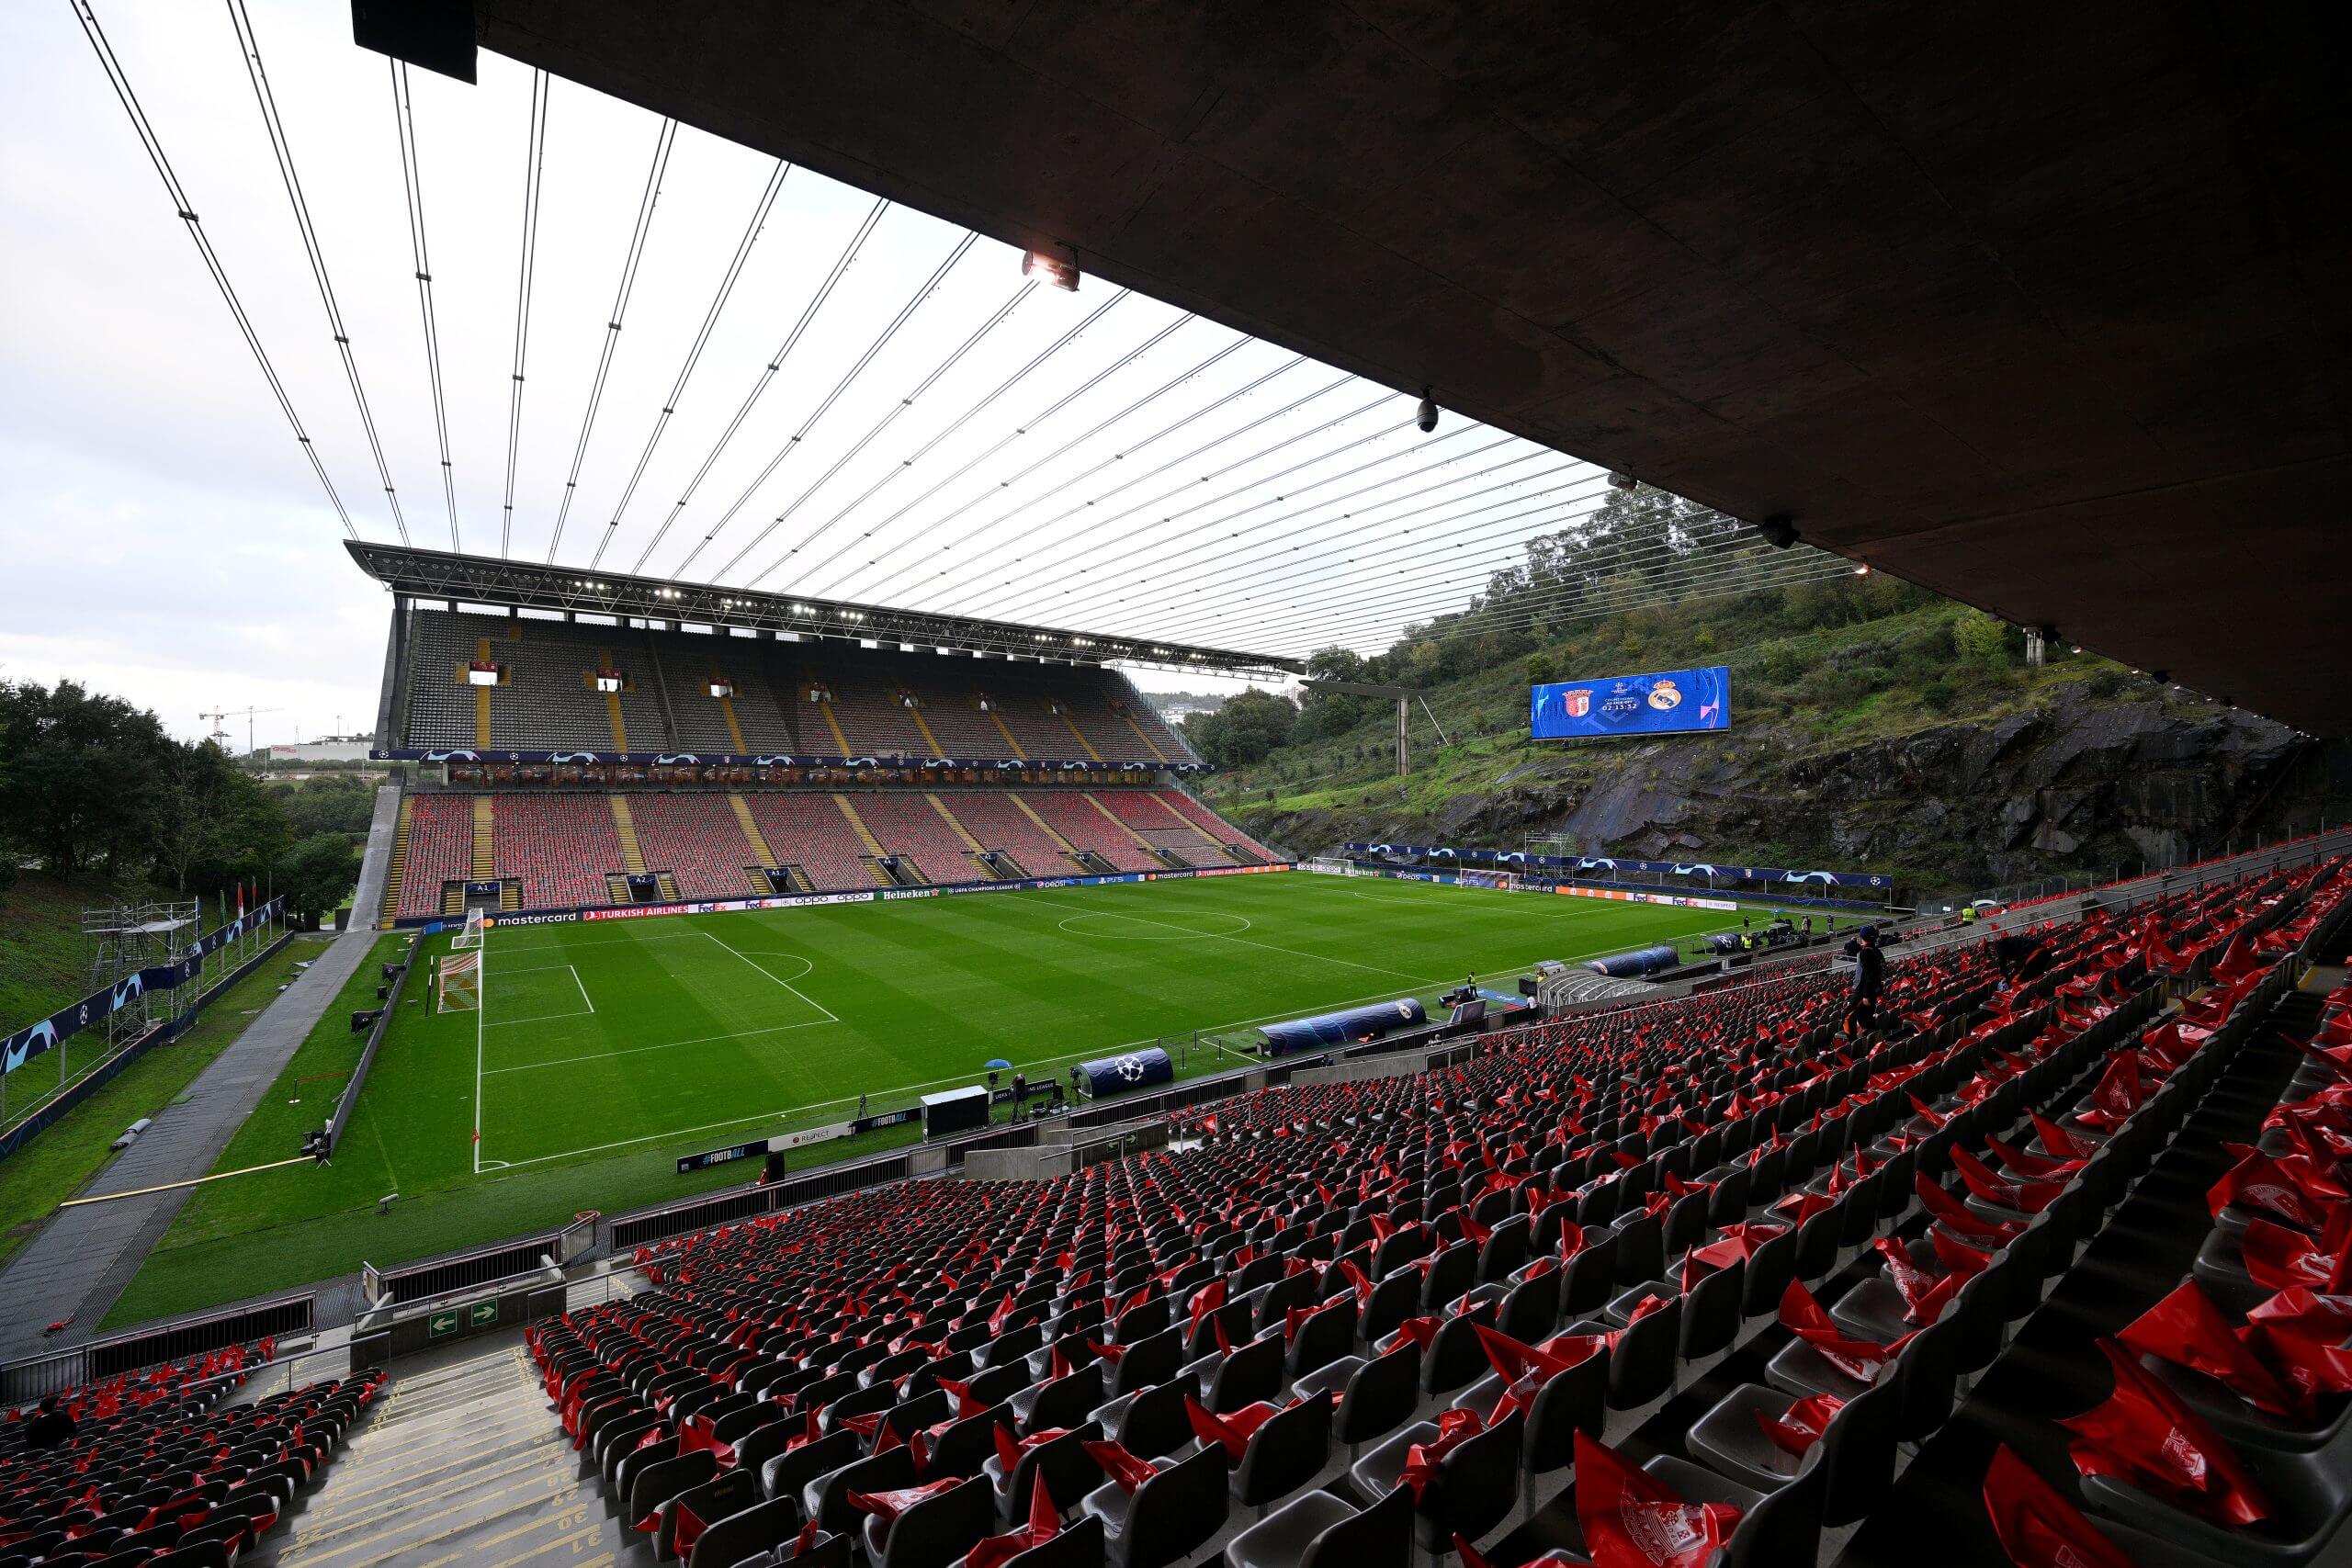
(1532, 665), (1729, 739)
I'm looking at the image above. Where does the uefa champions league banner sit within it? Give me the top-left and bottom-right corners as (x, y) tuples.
(373, 747), (1211, 774)
(1532, 665), (1729, 739)
(1344, 843), (1891, 891)
(1, 897), (284, 1080)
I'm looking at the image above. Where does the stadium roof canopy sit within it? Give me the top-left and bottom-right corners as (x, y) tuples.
(345, 540), (1305, 680)
(396, 2), (2350, 733)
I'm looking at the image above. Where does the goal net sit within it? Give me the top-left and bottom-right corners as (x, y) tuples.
(452, 908), (486, 950)
(438, 949), (482, 1013)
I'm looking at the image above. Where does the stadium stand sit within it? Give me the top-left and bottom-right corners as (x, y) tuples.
(396, 791), (473, 919)
(750, 793), (888, 893)
(493, 794), (628, 910)
(392, 608), (1201, 764)
(1022, 792), (1162, 873)
(1159, 790), (1277, 863)
(936, 791), (1086, 879)
(630, 793), (771, 899)
(375, 788), (1272, 916)
(0, 1352), (382, 1564)
(511, 854), (2347, 1568)
(852, 792), (984, 888)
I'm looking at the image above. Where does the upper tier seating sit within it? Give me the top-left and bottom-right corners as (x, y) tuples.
(398, 607), (1202, 764)
(850, 794), (978, 887)
(630, 793), (763, 899)
(748, 794), (877, 893)
(524, 856), (2350, 1568)
(493, 795), (625, 910)
(399, 791), (472, 919)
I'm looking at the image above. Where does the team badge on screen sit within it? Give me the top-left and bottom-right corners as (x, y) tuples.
(1647, 679), (1682, 711)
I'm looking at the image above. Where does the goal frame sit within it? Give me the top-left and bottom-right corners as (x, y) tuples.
(452, 908), (486, 950)
(438, 949), (482, 1013)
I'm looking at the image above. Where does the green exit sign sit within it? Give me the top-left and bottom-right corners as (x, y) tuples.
(469, 1300), (500, 1326)
(427, 1311), (458, 1337)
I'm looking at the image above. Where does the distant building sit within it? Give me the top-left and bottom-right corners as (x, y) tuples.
(266, 738), (372, 762)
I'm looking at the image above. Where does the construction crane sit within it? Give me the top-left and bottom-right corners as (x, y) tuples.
(199, 706), (282, 756)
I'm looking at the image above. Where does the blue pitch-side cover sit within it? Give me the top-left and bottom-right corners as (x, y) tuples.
(1260, 997), (1428, 1057)
(1079, 1046), (1175, 1099)
(1531, 666), (1730, 739)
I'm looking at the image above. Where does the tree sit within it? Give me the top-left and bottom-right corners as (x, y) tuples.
(1189, 687), (1297, 767)
(1525, 651), (1560, 685)
(1953, 609), (2009, 669)
(275, 833), (356, 926)
(0, 679), (175, 874)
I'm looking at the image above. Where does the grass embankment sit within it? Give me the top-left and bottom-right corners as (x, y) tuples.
(0, 934), (317, 1269)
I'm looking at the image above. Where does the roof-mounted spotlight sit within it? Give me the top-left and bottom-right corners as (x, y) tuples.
(1756, 513), (1799, 549)
(1605, 471), (1638, 491)
(1022, 244), (1080, 291)
(1415, 388), (1439, 434)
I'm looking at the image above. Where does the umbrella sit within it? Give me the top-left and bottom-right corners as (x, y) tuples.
(985, 1059), (1013, 1070)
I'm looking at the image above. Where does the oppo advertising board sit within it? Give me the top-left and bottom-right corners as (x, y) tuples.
(1532, 665), (1730, 740)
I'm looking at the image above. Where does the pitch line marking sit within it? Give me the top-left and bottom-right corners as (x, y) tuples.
(1031, 892), (1441, 985)
(481, 1017), (831, 1077)
(1056, 910), (1254, 942)
(471, 911), (1717, 1171)
(700, 931), (839, 1022)
(571, 963), (594, 1014)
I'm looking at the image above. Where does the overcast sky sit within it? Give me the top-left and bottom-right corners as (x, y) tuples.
(3, 2), (1623, 747)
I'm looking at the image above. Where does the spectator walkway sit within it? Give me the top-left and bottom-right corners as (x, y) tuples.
(0, 927), (379, 1363)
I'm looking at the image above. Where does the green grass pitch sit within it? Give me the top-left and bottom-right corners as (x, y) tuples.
(109, 872), (1724, 1323)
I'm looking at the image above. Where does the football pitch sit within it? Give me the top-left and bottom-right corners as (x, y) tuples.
(114, 872), (1725, 1323)
(456, 871), (1724, 1169)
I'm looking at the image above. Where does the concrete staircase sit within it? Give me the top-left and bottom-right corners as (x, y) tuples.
(470, 796), (495, 880)
(250, 1339), (628, 1568)
(379, 795), (414, 924)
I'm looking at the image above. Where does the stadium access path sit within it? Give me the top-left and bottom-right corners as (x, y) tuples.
(0, 928), (377, 1362)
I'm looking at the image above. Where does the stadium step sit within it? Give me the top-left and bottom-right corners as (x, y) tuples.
(1008, 792), (1080, 856)
(831, 793), (888, 856)
(380, 794), (413, 925)
(728, 792), (780, 870)
(906, 702), (946, 756)
(1055, 706), (1104, 762)
(983, 700), (1027, 760)
(500, 882), (520, 912)
(470, 795), (495, 880)
(249, 1341), (628, 1568)
(1111, 699), (1169, 762)
(473, 634), (494, 747)
(609, 796), (648, 874)
(605, 872), (632, 905)
(597, 644), (630, 750)
(440, 884), (465, 918)
(926, 792), (987, 852)
(655, 872), (680, 901)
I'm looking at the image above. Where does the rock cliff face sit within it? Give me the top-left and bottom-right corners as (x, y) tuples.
(1240, 684), (2351, 892)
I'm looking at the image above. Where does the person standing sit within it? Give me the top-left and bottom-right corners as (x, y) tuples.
(1842, 925), (1885, 1035)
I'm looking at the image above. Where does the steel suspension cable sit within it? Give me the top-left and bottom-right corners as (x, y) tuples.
(499, 69), (549, 555)
(628, 197), (888, 574)
(784, 288), (1138, 592)
(544, 116), (675, 563)
(847, 327), (1251, 604)
(227, 0), (408, 545)
(589, 159), (789, 571)
(389, 62), (458, 549)
(731, 273), (1039, 584)
(69, 0), (356, 537)
(992, 433), (1555, 625)
(677, 231), (978, 579)
(907, 375), (1378, 616)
